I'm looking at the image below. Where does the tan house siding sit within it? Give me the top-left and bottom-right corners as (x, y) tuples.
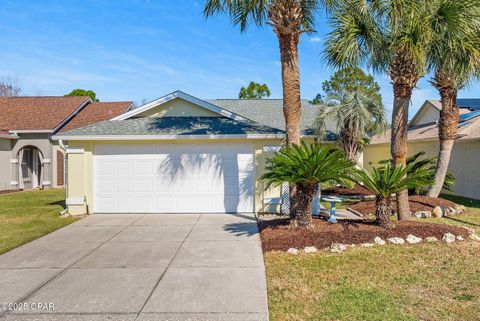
(363, 139), (480, 199)
(136, 98), (221, 118)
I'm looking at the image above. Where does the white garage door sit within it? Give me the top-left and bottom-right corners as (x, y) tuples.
(93, 143), (255, 213)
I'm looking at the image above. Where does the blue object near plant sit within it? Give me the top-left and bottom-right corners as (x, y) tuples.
(321, 196), (343, 223)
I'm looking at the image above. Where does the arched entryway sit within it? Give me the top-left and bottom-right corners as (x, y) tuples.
(18, 146), (44, 190)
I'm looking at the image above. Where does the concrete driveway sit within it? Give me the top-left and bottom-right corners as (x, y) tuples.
(0, 214), (268, 321)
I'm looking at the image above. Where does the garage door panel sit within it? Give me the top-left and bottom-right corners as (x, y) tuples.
(117, 179), (135, 193)
(94, 143), (254, 213)
(135, 198), (154, 212)
(96, 179), (116, 193)
(116, 161), (134, 177)
(173, 181), (196, 193)
(116, 197), (137, 212)
(135, 161), (154, 176)
(95, 196), (115, 212)
(95, 161), (116, 177)
(135, 179), (154, 193)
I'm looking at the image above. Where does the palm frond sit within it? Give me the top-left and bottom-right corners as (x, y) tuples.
(354, 161), (434, 198)
(261, 142), (355, 189)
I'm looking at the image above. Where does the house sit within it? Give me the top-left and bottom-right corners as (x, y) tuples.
(364, 98), (480, 199)
(0, 96), (134, 191)
(53, 90), (329, 215)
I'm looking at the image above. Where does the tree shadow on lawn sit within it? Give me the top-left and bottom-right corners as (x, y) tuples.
(48, 199), (66, 210)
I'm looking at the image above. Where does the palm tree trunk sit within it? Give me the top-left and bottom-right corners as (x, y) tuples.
(295, 182), (318, 227)
(375, 196), (394, 229)
(278, 33), (302, 145)
(391, 86), (411, 220)
(390, 52), (418, 221)
(339, 125), (360, 162)
(428, 80), (458, 197)
(271, 0), (303, 146)
(272, 0), (303, 220)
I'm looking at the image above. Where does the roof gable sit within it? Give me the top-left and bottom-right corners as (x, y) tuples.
(133, 98), (221, 118)
(112, 91), (247, 121)
(409, 100), (441, 126)
(60, 101), (134, 132)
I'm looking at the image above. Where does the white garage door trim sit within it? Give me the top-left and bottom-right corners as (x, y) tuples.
(93, 142), (255, 213)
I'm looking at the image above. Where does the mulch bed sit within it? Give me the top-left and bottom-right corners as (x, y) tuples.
(322, 184), (373, 197)
(259, 218), (469, 252)
(349, 195), (458, 215)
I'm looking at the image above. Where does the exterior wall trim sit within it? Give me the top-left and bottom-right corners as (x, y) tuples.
(66, 147), (85, 154)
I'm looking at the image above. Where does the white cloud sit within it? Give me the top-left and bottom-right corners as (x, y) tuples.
(309, 36), (322, 43)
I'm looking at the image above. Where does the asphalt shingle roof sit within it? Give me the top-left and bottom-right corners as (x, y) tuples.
(371, 114), (480, 144)
(59, 116), (285, 136)
(206, 99), (333, 134)
(0, 96), (91, 131)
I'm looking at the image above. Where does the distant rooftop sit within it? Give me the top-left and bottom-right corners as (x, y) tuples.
(457, 99), (480, 110)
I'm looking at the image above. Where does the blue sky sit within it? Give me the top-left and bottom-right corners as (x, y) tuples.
(1, 0), (479, 118)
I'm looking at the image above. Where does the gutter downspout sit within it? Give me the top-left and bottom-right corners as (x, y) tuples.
(58, 140), (68, 216)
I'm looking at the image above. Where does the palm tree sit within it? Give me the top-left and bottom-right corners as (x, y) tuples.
(204, 0), (332, 145)
(261, 143), (354, 227)
(354, 162), (433, 229)
(426, 0), (480, 197)
(325, 0), (433, 220)
(204, 0), (331, 218)
(314, 90), (387, 162)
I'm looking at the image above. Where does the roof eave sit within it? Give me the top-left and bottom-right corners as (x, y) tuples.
(0, 133), (19, 139)
(9, 129), (54, 134)
(51, 133), (287, 141)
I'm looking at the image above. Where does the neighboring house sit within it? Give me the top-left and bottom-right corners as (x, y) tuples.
(0, 97), (134, 191)
(53, 90), (329, 215)
(364, 99), (480, 199)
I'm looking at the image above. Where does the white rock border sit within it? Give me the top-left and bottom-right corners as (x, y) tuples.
(284, 231), (478, 254)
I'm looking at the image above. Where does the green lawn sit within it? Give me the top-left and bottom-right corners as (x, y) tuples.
(0, 189), (78, 255)
(266, 196), (480, 321)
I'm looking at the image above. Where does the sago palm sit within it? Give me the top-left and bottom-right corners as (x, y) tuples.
(261, 142), (354, 227)
(325, 0), (433, 220)
(314, 90), (387, 162)
(354, 162), (433, 229)
(426, 0), (480, 197)
(379, 151), (456, 195)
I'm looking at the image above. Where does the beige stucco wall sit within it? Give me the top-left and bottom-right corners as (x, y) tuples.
(9, 134), (55, 190)
(65, 139), (291, 215)
(137, 98), (221, 118)
(0, 138), (13, 190)
(363, 139), (480, 200)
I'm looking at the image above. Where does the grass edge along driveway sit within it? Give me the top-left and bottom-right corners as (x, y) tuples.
(0, 189), (78, 255)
